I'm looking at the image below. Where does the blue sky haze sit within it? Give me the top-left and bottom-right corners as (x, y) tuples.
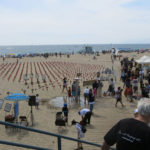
(0, 0), (149, 45)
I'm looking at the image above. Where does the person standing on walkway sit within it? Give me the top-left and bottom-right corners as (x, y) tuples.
(35, 94), (40, 109)
(115, 87), (125, 107)
(89, 89), (95, 112)
(83, 87), (89, 105)
(62, 77), (67, 92)
(72, 81), (76, 100)
(97, 80), (103, 97)
(75, 121), (86, 150)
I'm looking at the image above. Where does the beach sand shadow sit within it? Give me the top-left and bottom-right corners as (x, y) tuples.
(5, 128), (29, 140)
(57, 127), (69, 135)
(86, 124), (95, 129)
(17, 130), (29, 140)
(92, 113), (101, 118)
(5, 129), (19, 136)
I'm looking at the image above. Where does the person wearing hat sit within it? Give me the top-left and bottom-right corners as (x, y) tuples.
(62, 103), (68, 124)
(78, 108), (92, 125)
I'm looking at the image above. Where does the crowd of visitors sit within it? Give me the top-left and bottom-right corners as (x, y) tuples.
(121, 57), (150, 100)
(60, 55), (150, 150)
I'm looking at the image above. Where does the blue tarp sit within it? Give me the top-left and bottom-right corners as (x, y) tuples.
(118, 48), (131, 51)
(17, 54), (23, 58)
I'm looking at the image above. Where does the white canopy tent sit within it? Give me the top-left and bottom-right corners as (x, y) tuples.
(136, 55), (150, 64)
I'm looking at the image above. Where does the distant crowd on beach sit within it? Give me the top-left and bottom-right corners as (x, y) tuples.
(1, 46), (150, 60)
(1, 52), (74, 60)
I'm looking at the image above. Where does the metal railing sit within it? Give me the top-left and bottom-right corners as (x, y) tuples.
(0, 121), (115, 150)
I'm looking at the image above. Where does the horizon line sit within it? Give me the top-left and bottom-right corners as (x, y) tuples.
(0, 43), (150, 46)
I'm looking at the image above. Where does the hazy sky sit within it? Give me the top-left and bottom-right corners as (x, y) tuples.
(0, 0), (150, 45)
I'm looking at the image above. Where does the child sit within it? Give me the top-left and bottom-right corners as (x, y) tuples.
(62, 77), (67, 92)
(115, 87), (125, 107)
(62, 103), (68, 124)
(67, 87), (72, 102)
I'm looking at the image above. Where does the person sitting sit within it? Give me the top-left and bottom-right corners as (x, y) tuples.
(107, 84), (114, 96)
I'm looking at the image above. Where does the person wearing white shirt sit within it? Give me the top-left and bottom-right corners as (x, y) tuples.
(83, 87), (89, 105)
(78, 108), (92, 125)
(35, 94), (40, 109)
(75, 121), (85, 150)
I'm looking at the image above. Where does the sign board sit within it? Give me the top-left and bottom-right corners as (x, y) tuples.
(4, 103), (12, 112)
(83, 80), (95, 86)
(0, 99), (3, 109)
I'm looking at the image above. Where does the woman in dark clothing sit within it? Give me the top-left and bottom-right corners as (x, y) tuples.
(88, 89), (95, 112)
(141, 86), (149, 98)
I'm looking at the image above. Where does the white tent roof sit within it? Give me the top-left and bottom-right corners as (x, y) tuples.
(136, 55), (150, 64)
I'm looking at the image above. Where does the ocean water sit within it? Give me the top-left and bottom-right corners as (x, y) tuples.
(0, 44), (150, 55)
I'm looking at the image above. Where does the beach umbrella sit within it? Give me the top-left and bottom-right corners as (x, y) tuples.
(5, 93), (29, 118)
(5, 93), (29, 101)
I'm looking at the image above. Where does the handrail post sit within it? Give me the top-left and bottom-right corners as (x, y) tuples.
(57, 136), (61, 150)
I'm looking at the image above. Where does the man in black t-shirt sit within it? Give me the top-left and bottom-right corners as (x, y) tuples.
(101, 99), (150, 150)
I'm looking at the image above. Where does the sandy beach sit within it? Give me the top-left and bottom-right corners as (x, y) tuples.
(0, 52), (149, 150)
